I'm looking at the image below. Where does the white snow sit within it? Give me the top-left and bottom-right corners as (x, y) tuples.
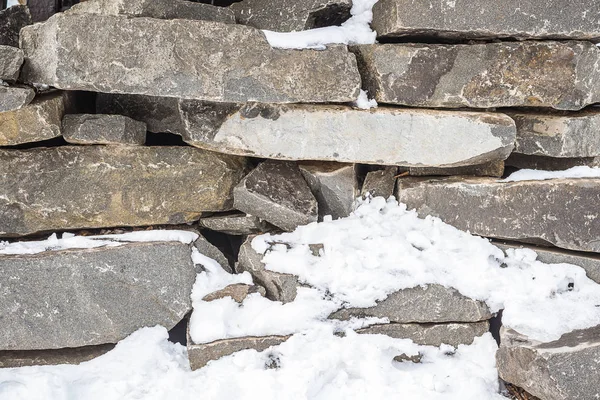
(6, 0), (20, 7)
(503, 166), (600, 182)
(353, 89), (378, 109)
(262, 0), (378, 49)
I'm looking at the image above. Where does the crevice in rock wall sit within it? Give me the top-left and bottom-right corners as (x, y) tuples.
(168, 317), (189, 346)
(188, 0), (242, 7)
(200, 228), (244, 268)
(377, 34), (532, 45)
(489, 310), (503, 345)
(3, 136), (68, 149)
(145, 131), (189, 147)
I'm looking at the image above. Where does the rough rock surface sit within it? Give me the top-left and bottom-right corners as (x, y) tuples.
(330, 285), (492, 323)
(506, 153), (600, 171)
(0, 85), (35, 113)
(179, 103), (516, 168)
(199, 212), (270, 236)
(234, 161), (318, 231)
(0, 6), (32, 47)
(0, 146), (247, 236)
(353, 42), (600, 110)
(0, 344), (114, 368)
(497, 326), (600, 400)
(20, 14), (361, 103)
(372, 0), (600, 41)
(68, 0), (235, 23)
(236, 237), (298, 303)
(62, 114), (147, 145)
(509, 110), (600, 158)
(396, 177), (600, 253)
(231, 0), (351, 31)
(358, 321), (489, 347)
(194, 235), (232, 274)
(361, 167), (398, 198)
(27, 0), (58, 22)
(407, 161), (505, 178)
(0, 45), (24, 81)
(0, 242), (196, 350)
(0, 92), (64, 146)
(202, 283), (266, 303)
(299, 162), (358, 220)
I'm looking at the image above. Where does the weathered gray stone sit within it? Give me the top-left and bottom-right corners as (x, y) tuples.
(372, 0), (600, 42)
(0, 344), (114, 368)
(0, 85), (35, 113)
(27, 0), (58, 22)
(506, 153), (600, 171)
(0, 45), (24, 81)
(509, 109), (600, 158)
(62, 114), (147, 145)
(495, 241), (600, 285)
(178, 103), (516, 168)
(231, 0), (351, 32)
(0, 146), (247, 236)
(361, 167), (398, 198)
(0, 6), (32, 47)
(68, 0), (235, 23)
(199, 212), (271, 236)
(202, 283), (266, 303)
(234, 161), (318, 232)
(358, 321), (489, 347)
(20, 13), (361, 103)
(0, 241), (196, 350)
(0, 92), (64, 146)
(330, 285), (492, 323)
(194, 235), (232, 274)
(408, 161), (505, 178)
(497, 326), (600, 400)
(353, 42), (600, 110)
(396, 177), (600, 253)
(299, 162), (358, 220)
(236, 237), (298, 303)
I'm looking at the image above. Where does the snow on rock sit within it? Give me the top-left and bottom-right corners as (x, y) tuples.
(503, 166), (600, 182)
(353, 89), (378, 109)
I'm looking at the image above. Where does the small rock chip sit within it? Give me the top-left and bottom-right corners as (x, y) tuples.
(62, 114), (147, 146)
(193, 235), (232, 274)
(0, 5), (32, 47)
(361, 167), (398, 198)
(202, 283), (266, 303)
(199, 212), (271, 236)
(0, 85), (35, 113)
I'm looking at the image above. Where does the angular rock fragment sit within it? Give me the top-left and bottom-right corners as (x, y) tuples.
(194, 235), (232, 274)
(299, 162), (358, 220)
(27, 0), (58, 22)
(62, 114), (147, 145)
(199, 212), (270, 236)
(372, 0), (600, 42)
(0, 85), (35, 113)
(353, 42), (600, 110)
(497, 326), (600, 400)
(408, 161), (505, 178)
(68, 0), (235, 23)
(0, 5), (32, 47)
(202, 283), (266, 303)
(0, 45), (24, 81)
(0, 344), (114, 368)
(361, 167), (398, 198)
(0, 92), (63, 146)
(179, 103), (516, 168)
(20, 13), (361, 103)
(0, 241), (196, 350)
(396, 177), (600, 253)
(330, 285), (492, 323)
(234, 161), (318, 231)
(358, 321), (490, 347)
(236, 237), (298, 303)
(505, 153), (600, 171)
(231, 0), (351, 31)
(0, 146), (247, 236)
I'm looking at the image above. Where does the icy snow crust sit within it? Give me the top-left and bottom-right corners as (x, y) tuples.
(503, 166), (600, 182)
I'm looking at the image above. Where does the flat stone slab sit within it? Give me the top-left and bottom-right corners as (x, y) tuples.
(372, 0), (600, 42)
(497, 326), (600, 400)
(0, 6), (32, 47)
(0, 85), (35, 113)
(231, 0), (351, 32)
(330, 284), (492, 323)
(407, 161), (505, 178)
(62, 114), (147, 145)
(0, 92), (63, 146)
(0, 45), (24, 81)
(233, 161), (318, 232)
(20, 13), (361, 103)
(0, 146), (247, 236)
(506, 153), (600, 171)
(0, 344), (114, 368)
(178, 103), (516, 168)
(396, 177), (600, 253)
(0, 241), (196, 350)
(199, 212), (270, 236)
(361, 167), (398, 198)
(358, 321), (489, 347)
(353, 41), (600, 110)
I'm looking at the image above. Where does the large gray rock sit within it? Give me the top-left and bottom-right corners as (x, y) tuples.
(361, 167), (398, 198)
(497, 326), (600, 400)
(0, 344), (114, 368)
(0, 146), (247, 236)
(0, 92), (63, 146)
(353, 41), (600, 110)
(506, 153), (600, 171)
(0, 45), (24, 81)
(509, 109), (600, 158)
(178, 103), (516, 168)
(68, 0), (235, 23)
(234, 161), (318, 232)
(236, 237), (298, 303)
(0, 85), (35, 113)
(396, 177), (600, 253)
(372, 0), (600, 41)
(199, 212), (271, 236)
(20, 13), (361, 103)
(62, 114), (147, 146)
(0, 241), (196, 350)
(231, 0), (351, 32)
(330, 285), (492, 323)
(0, 5), (32, 47)
(358, 321), (489, 347)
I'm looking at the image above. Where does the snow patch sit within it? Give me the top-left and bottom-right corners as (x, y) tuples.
(353, 89), (378, 109)
(503, 166), (600, 182)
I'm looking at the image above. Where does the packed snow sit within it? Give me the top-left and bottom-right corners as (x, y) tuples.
(353, 89), (378, 109)
(503, 166), (600, 182)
